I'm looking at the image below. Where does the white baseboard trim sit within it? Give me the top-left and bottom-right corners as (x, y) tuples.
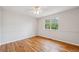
(0, 35), (79, 46)
(0, 35), (36, 45)
(0, 39), (24, 45)
(39, 35), (79, 46)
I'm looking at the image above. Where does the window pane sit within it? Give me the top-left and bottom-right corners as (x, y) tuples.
(45, 20), (50, 29)
(50, 19), (58, 30)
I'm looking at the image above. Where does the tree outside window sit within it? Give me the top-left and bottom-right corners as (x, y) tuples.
(45, 18), (58, 30)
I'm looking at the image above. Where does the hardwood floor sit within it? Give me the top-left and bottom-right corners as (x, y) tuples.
(0, 36), (79, 52)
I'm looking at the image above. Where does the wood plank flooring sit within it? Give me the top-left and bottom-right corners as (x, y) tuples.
(0, 36), (79, 52)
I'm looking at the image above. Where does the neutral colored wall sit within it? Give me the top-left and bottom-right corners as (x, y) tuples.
(0, 7), (3, 43)
(1, 8), (37, 44)
(0, 8), (1, 43)
(38, 7), (79, 45)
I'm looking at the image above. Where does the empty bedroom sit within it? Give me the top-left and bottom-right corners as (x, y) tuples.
(0, 6), (79, 52)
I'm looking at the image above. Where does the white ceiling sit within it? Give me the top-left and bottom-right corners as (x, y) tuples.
(2, 6), (78, 18)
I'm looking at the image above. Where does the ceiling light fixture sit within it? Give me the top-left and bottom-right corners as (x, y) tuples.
(33, 6), (41, 15)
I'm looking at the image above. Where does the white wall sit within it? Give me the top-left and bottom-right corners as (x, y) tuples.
(1, 8), (37, 45)
(0, 8), (2, 43)
(38, 7), (79, 45)
(0, 7), (3, 44)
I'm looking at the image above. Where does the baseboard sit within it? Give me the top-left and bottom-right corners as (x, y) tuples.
(0, 35), (36, 45)
(1, 35), (79, 46)
(37, 35), (79, 46)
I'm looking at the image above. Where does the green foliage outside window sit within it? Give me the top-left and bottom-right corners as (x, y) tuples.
(45, 20), (50, 29)
(45, 18), (58, 30)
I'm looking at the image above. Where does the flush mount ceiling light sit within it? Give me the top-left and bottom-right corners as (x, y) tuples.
(32, 6), (41, 15)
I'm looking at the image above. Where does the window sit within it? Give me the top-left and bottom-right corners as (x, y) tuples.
(45, 18), (58, 30)
(45, 20), (50, 29)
